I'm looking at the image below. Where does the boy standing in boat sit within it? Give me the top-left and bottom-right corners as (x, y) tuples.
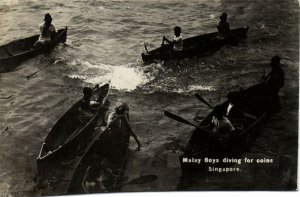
(34, 13), (57, 47)
(263, 55), (284, 112)
(244, 55), (284, 113)
(264, 55), (284, 96)
(162, 26), (183, 51)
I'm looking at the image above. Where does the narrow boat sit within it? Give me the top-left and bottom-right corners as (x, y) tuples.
(180, 84), (275, 173)
(36, 83), (110, 178)
(164, 83), (277, 188)
(141, 26), (249, 63)
(175, 84), (277, 189)
(67, 114), (130, 194)
(0, 27), (67, 73)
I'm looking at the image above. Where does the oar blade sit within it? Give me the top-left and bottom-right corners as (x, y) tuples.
(164, 111), (199, 128)
(128, 175), (158, 185)
(195, 93), (214, 109)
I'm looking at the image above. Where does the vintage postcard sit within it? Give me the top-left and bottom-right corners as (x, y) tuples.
(0, 0), (298, 196)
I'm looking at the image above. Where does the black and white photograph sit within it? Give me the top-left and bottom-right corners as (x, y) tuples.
(0, 0), (298, 196)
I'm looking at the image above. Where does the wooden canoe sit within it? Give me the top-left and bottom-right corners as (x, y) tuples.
(36, 83), (110, 178)
(67, 114), (130, 194)
(141, 26), (249, 63)
(0, 27), (67, 73)
(178, 83), (275, 173)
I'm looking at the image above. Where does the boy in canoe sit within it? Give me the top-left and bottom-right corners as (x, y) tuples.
(211, 105), (235, 137)
(216, 13), (240, 45)
(201, 105), (236, 151)
(263, 55), (284, 112)
(78, 87), (101, 122)
(217, 13), (231, 40)
(34, 13), (57, 47)
(82, 159), (118, 192)
(107, 101), (141, 151)
(201, 105), (236, 139)
(243, 55), (284, 113)
(263, 55), (284, 96)
(162, 26), (183, 51)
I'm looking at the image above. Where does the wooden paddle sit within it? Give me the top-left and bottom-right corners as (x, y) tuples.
(164, 111), (202, 130)
(26, 28), (68, 79)
(26, 60), (53, 79)
(195, 93), (214, 109)
(144, 42), (149, 53)
(195, 93), (257, 120)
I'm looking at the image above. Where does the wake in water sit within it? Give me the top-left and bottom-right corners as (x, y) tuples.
(59, 57), (220, 94)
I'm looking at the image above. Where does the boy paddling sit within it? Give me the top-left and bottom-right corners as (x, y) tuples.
(162, 26), (183, 51)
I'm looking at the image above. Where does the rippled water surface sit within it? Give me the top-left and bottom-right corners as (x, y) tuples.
(0, 0), (298, 196)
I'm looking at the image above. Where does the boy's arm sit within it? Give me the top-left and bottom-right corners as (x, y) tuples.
(51, 25), (58, 40)
(39, 24), (43, 34)
(123, 115), (141, 150)
(162, 36), (173, 45)
(129, 127), (141, 150)
(53, 24), (57, 33)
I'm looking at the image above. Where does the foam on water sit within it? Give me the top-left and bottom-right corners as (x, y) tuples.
(188, 85), (216, 91)
(68, 59), (151, 91)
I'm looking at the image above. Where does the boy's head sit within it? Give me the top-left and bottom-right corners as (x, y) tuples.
(83, 87), (93, 99)
(174, 26), (181, 37)
(270, 55), (281, 68)
(227, 91), (240, 105)
(115, 101), (129, 115)
(220, 13), (227, 22)
(44, 13), (53, 24)
(212, 105), (224, 120)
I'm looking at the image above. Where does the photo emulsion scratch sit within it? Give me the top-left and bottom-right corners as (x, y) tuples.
(0, 0), (298, 196)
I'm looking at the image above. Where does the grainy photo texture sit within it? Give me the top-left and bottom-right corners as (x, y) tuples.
(0, 0), (298, 196)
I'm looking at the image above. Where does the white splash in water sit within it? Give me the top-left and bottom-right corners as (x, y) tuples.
(87, 65), (149, 91)
(68, 60), (150, 91)
(188, 85), (216, 91)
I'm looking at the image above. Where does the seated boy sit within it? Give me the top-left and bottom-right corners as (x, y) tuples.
(78, 87), (99, 122)
(34, 13), (57, 47)
(217, 13), (231, 40)
(202, 105), (235, 138)
(162, 26), (183, 51)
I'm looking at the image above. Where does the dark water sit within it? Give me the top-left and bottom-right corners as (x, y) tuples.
(0, 0), (298, 196)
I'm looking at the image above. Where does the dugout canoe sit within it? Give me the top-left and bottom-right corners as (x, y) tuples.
(174, 83), (280, 190)
(36, 83), (110, 178)
(179, 84), (275, 172)
(67, 114), (130, 194)
(0, 27), (67, 73)
(141, 26), (249, 63)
